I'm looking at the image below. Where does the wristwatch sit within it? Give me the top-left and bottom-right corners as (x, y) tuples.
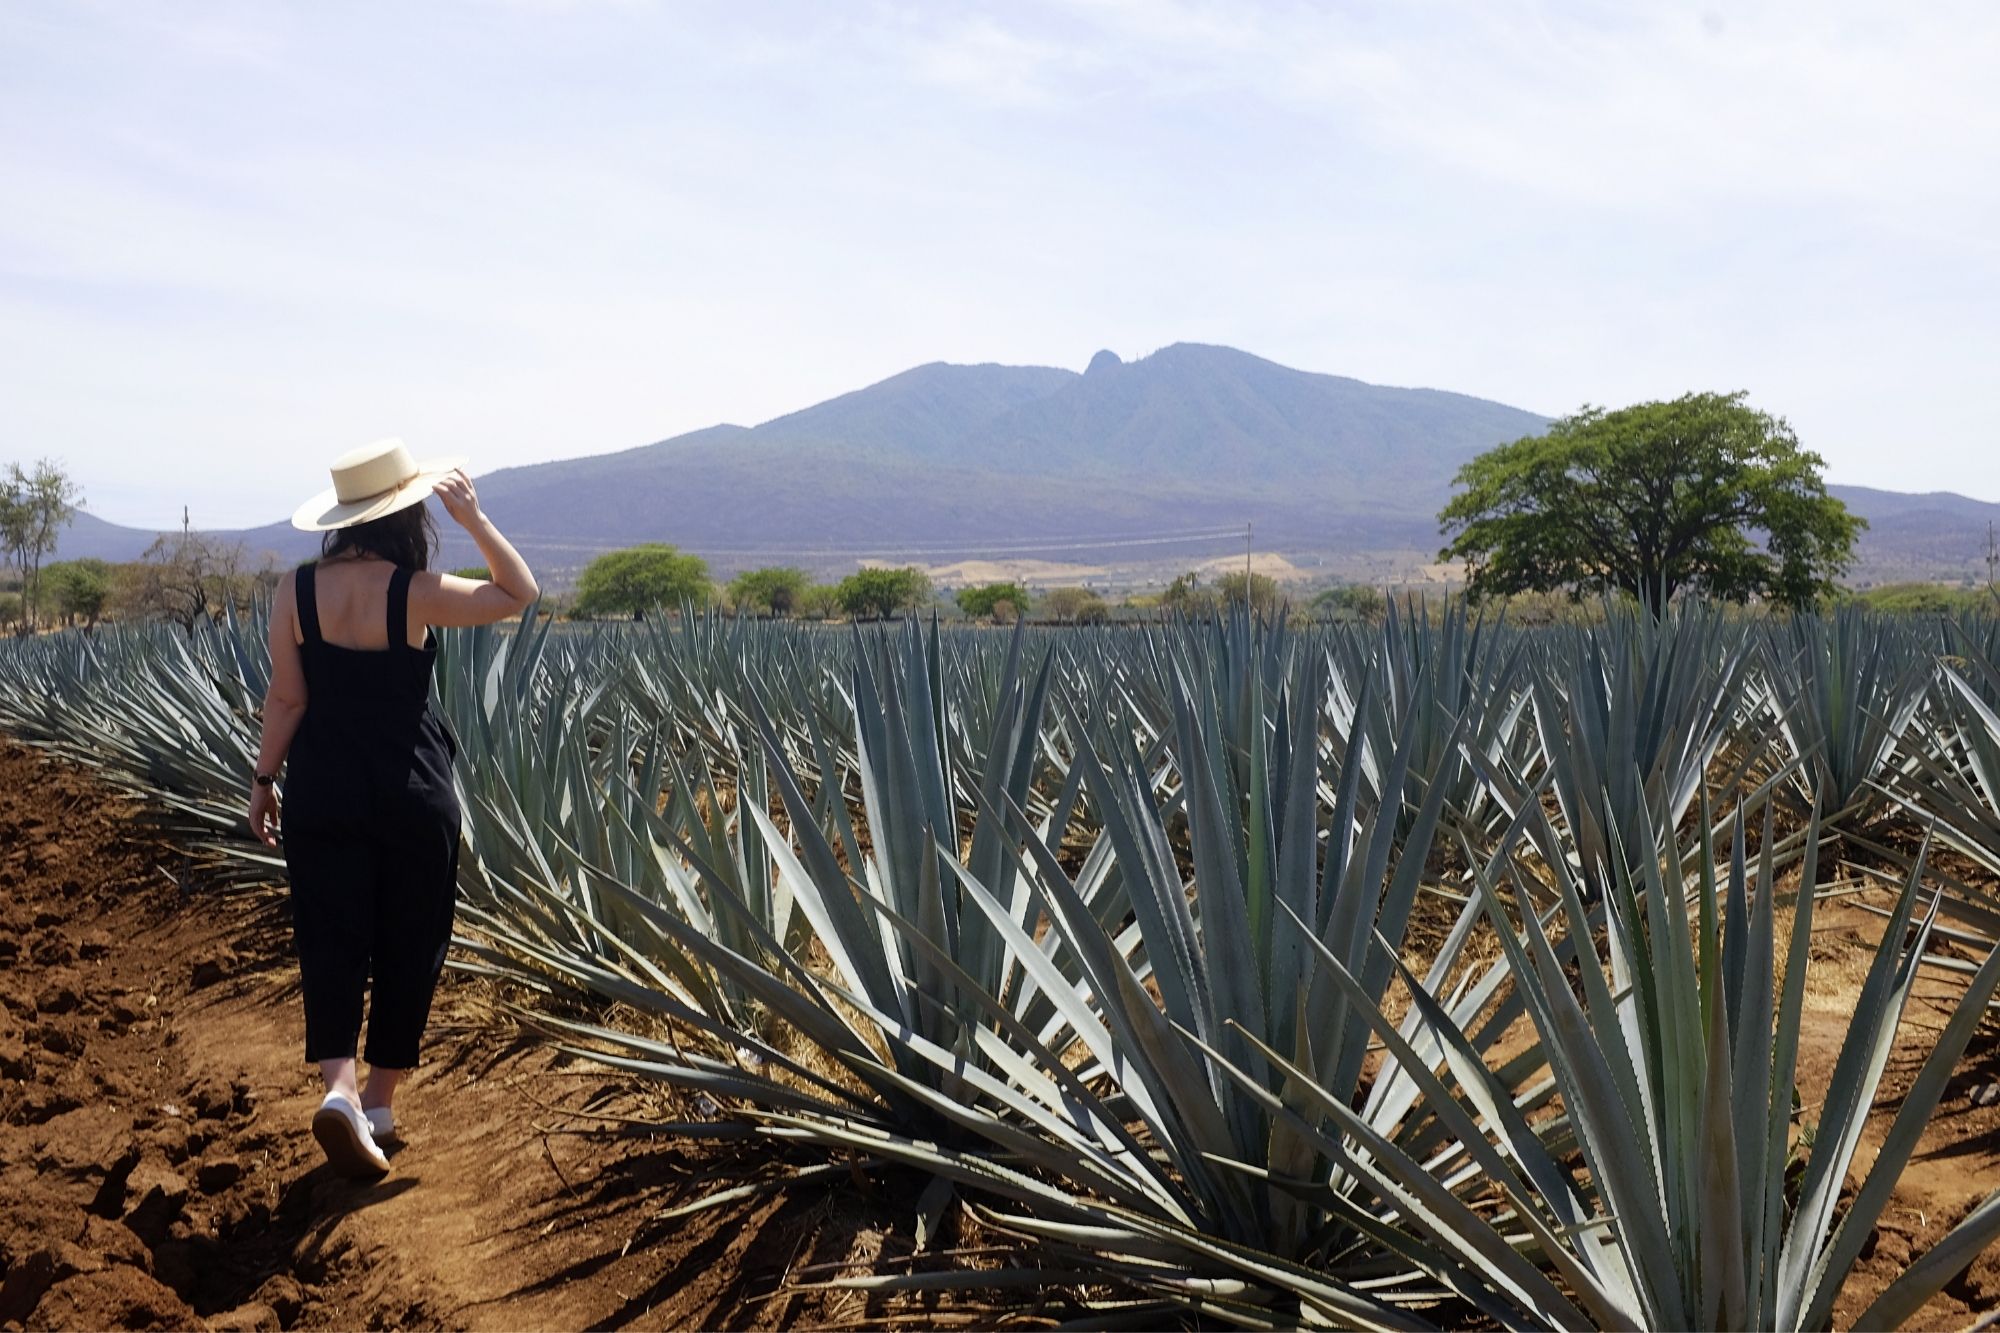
(254, 771), (278, 787)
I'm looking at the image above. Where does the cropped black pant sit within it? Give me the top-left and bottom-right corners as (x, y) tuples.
(283, 817), (460, 1069)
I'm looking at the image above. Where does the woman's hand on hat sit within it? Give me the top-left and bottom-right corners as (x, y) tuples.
(433, 468), (481, 527)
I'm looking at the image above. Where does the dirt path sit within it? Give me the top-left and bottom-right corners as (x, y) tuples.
(0, 742), (1035, 1332)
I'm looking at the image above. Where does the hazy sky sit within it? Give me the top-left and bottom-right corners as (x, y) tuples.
(4, 0), (1996, 529)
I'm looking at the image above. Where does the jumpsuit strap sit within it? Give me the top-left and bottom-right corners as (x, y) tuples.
(387, 565), (414, 652)
(295, 561), (323, 645)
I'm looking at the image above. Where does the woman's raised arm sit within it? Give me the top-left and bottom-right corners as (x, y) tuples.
(411, 469), (540, 628)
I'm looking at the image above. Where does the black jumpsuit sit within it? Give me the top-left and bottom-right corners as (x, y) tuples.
(282, 560), (461, 1069)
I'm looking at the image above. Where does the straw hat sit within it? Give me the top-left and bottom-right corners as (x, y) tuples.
(291, 439), (468, 532)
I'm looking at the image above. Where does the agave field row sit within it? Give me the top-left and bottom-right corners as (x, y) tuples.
(5, 603), (2000, 1328)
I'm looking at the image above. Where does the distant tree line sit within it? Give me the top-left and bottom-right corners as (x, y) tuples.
(566, 546), (939, 621)
(552, 544), (1409, 627)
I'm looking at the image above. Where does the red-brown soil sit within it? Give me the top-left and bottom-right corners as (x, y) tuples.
(1804, 893), (2000, 1330)
(0, 743), (1058, 1331)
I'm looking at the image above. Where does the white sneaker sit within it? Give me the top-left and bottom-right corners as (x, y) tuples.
(312, 1093), (390, 1177)
(364, 1105), (399, 1145)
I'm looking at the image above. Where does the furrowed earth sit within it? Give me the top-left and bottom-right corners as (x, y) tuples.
(2, 737), (1998, 1330)
(0, 742), (1072, 1331)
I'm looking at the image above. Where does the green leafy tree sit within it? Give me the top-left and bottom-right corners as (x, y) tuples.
(1313, 583), (1386, 623)
(1040, 585), (1109, 624)
(42, 558), (112, 627)
(572, 544), (711, 619)
(1160, 571), (1217, 616)
(796, 583), (840, 620)
(728, 566), (810, 617)
(1, 458), (82, 632)
(955, 581), (1030, 620)
(1440, 391), (1864, 616)
(1216, 570), (1280, 615)
(835, 566), (930, 620)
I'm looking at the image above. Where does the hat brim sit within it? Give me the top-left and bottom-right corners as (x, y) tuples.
(291, 457), (469, 532)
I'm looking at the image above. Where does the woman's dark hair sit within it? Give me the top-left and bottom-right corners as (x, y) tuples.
(320, 501), (436, 570)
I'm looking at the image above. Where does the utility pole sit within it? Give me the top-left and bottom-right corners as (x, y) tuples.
(1987, 521), (1998, 605)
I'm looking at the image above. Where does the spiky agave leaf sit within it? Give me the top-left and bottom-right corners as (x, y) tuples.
(1463, 792), (2000, 1331)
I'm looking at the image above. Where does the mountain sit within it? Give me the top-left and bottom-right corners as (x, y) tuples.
(47, 511), (172, 564)
(51, 343), (2000, 586)
(960, 344), (1544, 498)
(440, 343), (1550, 580)
(1828, 486), (2000, 583)
(50, 511), (319, 568)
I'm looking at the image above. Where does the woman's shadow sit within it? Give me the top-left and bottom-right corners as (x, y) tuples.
(281, 1157), (423, 1278)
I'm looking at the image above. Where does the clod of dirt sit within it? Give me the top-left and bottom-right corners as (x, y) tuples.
(188, 1073), (241, 1122)
(33, 974), (82, 1016)
(0, 1216), (153, 1326)
(86, 1143), (144, 1216)
(12, 1085), (82, 1125)
(98, 996), (146, 1034)
(195, 1156), (244, 1193)
(0, 1035), (28, 1080)
(209, 1299), (283, 1331)
(120, 1161), (190, 1246)
(251, 1273), (305, 1324)
(30, 1266), (198, 1331)
(0, 1241), (98, 1325)
(79, 1216), (153, 1274)
(30, 934), (74, 967)
(93, 1067), (142, 1101)
(139, 1116), (192, 1165)
(31, 1023), (85, 1058)
(190, 948), (239, 990)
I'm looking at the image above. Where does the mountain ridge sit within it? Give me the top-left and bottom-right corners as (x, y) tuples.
(51, 344), (1997, 587)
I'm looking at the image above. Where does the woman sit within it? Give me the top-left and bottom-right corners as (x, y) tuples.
(247, 439), (538, 1177)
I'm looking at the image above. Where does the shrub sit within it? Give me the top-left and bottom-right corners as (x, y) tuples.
(836, 566), (930, 619)
(728, 566), (810, 617)
(1850, 582), (1992, 616)
(1313, 583), (1386, 623)
(796, 584), (840, 620)
(1040, 586), (1108, 624)
(42, 558), (113, 627)
(955, 581), (1031, 621)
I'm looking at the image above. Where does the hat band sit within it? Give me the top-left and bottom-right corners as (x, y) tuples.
(332, 460), (420, 504)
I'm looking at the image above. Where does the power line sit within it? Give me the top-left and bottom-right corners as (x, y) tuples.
(484, 525), (1254, 560)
